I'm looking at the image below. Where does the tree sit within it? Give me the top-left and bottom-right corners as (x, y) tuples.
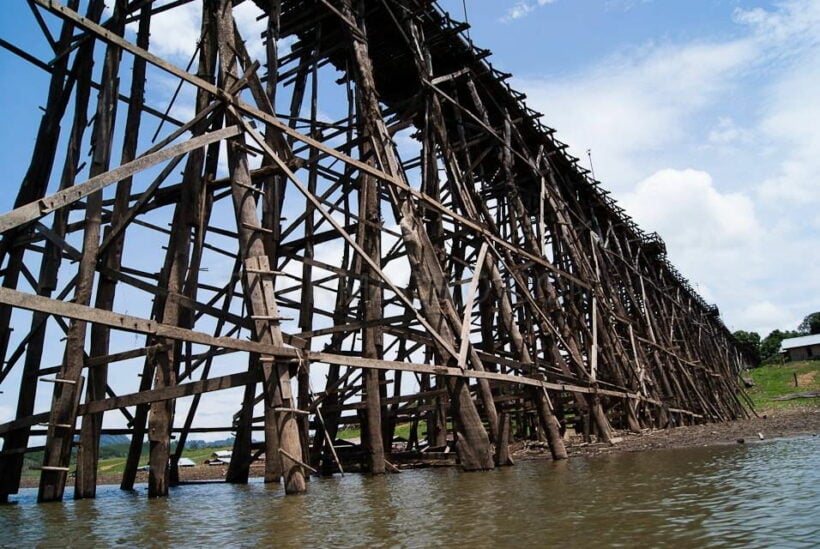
(760, 329), (801, 362)
(798, 312), (820, 335)
(733, 330), (761, 367)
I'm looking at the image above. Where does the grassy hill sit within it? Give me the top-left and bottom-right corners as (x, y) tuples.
(745, 360), (820, 410)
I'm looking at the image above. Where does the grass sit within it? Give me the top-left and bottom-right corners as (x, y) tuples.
(337, 421), (415, 441)
(744, 360), (820, 410)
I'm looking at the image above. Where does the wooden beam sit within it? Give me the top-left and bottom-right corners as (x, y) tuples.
(0, 126), (240, 235)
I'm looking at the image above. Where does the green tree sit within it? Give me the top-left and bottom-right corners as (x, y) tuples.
(798, 312), (820, 335)
(733, 330), (761, 366)
(760, 329), (801, 361)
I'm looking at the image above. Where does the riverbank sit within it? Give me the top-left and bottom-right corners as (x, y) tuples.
(516, 406), (820, 461)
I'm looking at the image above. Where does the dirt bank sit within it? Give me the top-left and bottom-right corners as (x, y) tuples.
(514, 406), (820, 461)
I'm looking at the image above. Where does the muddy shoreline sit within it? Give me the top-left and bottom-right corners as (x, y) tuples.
(516, 406), (820, 460)
(17, 407), (820, 489)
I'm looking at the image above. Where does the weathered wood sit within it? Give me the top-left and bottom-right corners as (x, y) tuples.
(0, 0), (85, 503)
(0, 126), (239, 236)
(75, 0), (137, 499)
(38, 0), (112, 503)
(0, 0), (749, 506)
(217, 1), (305, 494)
(31, 0), (589, 291)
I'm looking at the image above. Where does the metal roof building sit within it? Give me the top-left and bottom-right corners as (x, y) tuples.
(780, 334), (820, 361)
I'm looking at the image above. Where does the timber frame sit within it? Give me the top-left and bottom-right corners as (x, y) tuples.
(0, 0), (751, 503)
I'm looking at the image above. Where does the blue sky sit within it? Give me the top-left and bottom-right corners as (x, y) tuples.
(0, 1), (818, 429)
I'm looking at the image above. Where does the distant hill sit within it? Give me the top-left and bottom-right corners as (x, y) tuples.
(95, 434), (235, 449)
(99, 434), (130, 447)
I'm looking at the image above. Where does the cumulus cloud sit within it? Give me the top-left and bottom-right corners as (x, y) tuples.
(620, 169), (758, 249)
(144, 0), (202, 60)
(617, 168), (815, 335)
(513, 0), (820, 334)
(125, 1), (268, 64)
(233, 1), (268, 61)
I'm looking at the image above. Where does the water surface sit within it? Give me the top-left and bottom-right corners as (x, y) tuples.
(2, 435), (818, 547)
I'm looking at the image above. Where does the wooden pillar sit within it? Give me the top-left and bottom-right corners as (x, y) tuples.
(355, 79), (386, 475)
(38, 0), (109, 503)
(0, 0), (82, 503)
(216, 0), (305, 493)
(341, 0), (493, 470)
(76, 0), (145, 499)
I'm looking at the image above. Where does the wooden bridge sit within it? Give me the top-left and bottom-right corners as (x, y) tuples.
(0, 0), (752, 503)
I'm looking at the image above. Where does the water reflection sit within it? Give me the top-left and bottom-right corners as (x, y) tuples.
(1, 436), (817, 548)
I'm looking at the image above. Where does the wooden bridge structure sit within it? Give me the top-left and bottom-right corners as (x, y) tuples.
(0, 0), (751, 503)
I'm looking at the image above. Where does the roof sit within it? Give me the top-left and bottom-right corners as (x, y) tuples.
(780, 334), (820, 351)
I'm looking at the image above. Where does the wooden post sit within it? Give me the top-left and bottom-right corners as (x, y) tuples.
(0, 0), (83, 503)
(39, 0), (109, 502)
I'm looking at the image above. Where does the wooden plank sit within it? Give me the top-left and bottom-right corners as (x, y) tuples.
(0, 286), (296, 358)
(0, 125), (240, 234)
(456, 243), (488, 369)
(80, 371), (261, 415)
(234, 111), (461, 361)
(0, 285), (701, 443)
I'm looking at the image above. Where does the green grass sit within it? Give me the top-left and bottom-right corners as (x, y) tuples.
(745, 360), (820, 410)
(337, 422), (415, 442)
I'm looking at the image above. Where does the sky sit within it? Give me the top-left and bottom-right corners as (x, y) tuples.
(0, 0), (818, 431)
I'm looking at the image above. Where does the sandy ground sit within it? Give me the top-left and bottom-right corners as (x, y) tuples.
(17, 406), (820, 489)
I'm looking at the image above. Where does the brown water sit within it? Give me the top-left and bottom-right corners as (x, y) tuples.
(1, 435), (818, 548)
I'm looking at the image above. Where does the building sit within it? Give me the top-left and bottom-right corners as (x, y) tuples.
(780, 334), (820, 361)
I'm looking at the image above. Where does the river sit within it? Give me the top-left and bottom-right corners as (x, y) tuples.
(1, 435), (818, 547)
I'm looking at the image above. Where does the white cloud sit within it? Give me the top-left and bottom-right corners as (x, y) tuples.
(617, 168), (816, 336)
(736, 301), (798, 336)
(755, 55), (820, 208)
(501, 0), (557, 23)
(707, 117), (751, 146)
(733, 1), (820, 56)
(621, 169), (758, 249)
(133, 1), (267, 63)
(145, 0), (202, 60)
(233, 1), (268, 61)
